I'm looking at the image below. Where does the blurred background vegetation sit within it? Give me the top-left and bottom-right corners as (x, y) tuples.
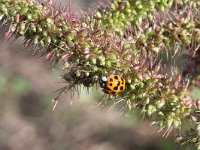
(0, 0), (195, 149)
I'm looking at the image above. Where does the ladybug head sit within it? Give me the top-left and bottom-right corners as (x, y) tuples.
(99, 76), (107, 88)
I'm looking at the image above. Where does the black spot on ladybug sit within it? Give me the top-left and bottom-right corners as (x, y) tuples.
(121, 78), (124, 82)
(120, 86), (124, 91)
(114, 76), (118, 80)
(110, 78), (113, 82)
(117, 81), (120, 86)
(114, 86), (118, 91)
(111, 91), (116, 95)
(109, 83), (112, 86)
(122, 81), (124, 85)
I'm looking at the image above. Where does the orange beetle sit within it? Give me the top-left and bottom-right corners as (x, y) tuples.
(99, 75), (126, 95)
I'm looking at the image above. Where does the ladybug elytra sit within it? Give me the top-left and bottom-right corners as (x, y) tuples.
(99, 75), (126, 95)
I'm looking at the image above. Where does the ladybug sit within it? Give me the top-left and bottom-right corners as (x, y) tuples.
(99, 75), (126, 95)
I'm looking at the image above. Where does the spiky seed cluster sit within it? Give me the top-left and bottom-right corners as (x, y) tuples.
(0, 0), (79, 63)
(122, 63), (193, 129)
(120, 13), (199, 54)
(93, 0), (173, 36)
